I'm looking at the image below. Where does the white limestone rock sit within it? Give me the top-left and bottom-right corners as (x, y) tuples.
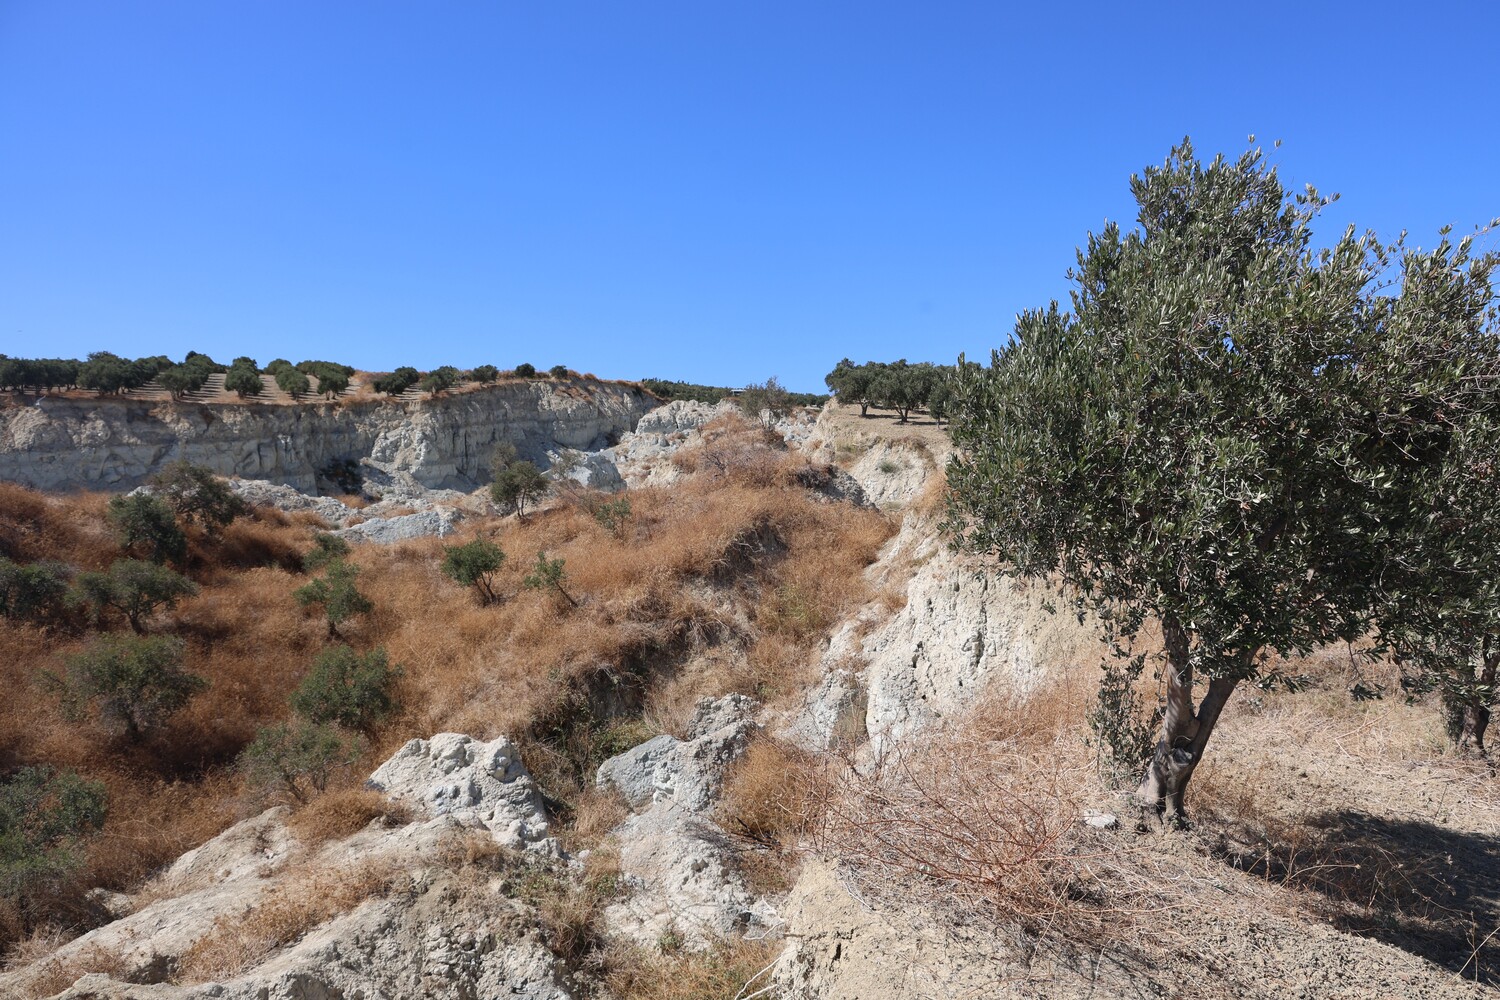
(595, 695), (780, 946)
(369, 733), (556, 853)
(333, 507), (464, 543)
(0, 381), (654, 493)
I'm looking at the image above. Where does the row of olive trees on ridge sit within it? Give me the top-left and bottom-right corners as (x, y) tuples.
(944, 139), (1500, 819)
(0, 353), (575, 399)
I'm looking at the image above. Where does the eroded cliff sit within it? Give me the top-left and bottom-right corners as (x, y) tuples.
(0, 380), (655, 492)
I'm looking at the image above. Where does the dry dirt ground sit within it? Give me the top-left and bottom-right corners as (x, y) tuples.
(786, 653), (1500, 1000)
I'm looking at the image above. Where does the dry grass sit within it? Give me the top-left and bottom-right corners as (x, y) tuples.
(174, 859), (403, 983)
(286, 788), (412, 846)
(0, 440), (893, 957)
(716, 737), (831, 894)
(601, 937), (781, 1000)
(10, 941), (130, 998)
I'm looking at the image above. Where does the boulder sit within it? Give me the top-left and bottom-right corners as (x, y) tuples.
(369, 733), (555, 853)
(595, 696), (780, 946)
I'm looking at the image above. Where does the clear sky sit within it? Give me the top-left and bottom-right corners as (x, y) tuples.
(2, 2), (1496, 392)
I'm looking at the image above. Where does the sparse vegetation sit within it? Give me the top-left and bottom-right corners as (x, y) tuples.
(71, 559), (198, 633)
(490, 460), (549, 520)
(0, 766), (107, 908)
(237, 720), (363, 804)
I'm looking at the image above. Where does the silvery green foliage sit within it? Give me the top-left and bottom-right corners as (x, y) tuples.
(944, 139), (1498, 802)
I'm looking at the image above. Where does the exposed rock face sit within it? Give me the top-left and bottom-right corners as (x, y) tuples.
(333, 507), (464, 543)
(1, 737), (573, 1000)
(786, 512), (1108, 754)
(0, 381), (654, 493)
(596, 695), (780, 946)
(369, 733), (556, 853)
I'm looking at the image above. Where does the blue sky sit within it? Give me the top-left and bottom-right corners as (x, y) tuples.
(2, 2), (1496, 393)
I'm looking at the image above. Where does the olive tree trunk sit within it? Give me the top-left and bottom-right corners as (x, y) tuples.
(1458, 651), (1499, 754)
(1136, 617), (1244, 818)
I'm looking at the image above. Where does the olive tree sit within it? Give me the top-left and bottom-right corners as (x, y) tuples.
(491, 460), (549, 520)
(440, 537), (506, 605)
(0, 558), (70, 622)
(149, 461), (248, 535)
(237, 720), (361, 804)
(1371, 254), (1500, 753)
(72, 560), (199, 633)
(0, 766), (107, 905)
(290, 644), (402, 733)
(824, 359), (879, 416)
(106, 493), (186, 564)
(945, 141), (1497, 817)
(294, 559), (373, 638)
(56, 634), (206, 741)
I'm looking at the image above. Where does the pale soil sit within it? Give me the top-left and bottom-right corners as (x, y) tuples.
(785, 665), (1500, 999)
(814, 398), (953, 454)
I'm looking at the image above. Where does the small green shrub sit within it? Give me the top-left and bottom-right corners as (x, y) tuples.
(513, 363), (536, 378)
(290, 644), (402, 732)
(0, 766), (107, 905)
(106, 493), (186, 564)
(303, 532), (351, 572)
(523, 551), (577, 607)
(0, 558), (70, 622)
(71, 559), (198, 633)
(491, 461), (549, 520)
(548, 365), (569, 379)
(56, 633), (206, 742)
(592, 498), (632, 538)
(238, 721), (362, 804)
(469, 364), (499, 384)
(294, 559), (372, 638)
(440, 537), (506, 605)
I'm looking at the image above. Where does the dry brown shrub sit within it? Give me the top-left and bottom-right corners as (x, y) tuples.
(716, 736), (830, 894)
(0, 462), (893, 954)
(601, 937), (780, 1000)
(558, 785), (631, 853)
(175, 859), (402, 983)
(718, 738), (828, 848)
(286, 788), (412, 846)
(815, 684), (1160, 945)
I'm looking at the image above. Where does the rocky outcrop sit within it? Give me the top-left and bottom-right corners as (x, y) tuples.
(0, 736), (572, 1000)
(334, 507), (465, 543)
(786, 512), (1107, 754)
(369, 733), (557, 853)
(596, 695), (780, 946)
(0, 380), (655, 493)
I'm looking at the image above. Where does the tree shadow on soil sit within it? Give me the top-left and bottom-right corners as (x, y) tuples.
(1211, 809), (1500, 985)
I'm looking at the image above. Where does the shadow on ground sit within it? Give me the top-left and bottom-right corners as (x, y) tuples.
(1212, 809), (1500, 985)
